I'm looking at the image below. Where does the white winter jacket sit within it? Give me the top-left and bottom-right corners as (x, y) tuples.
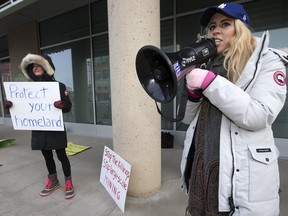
(180, 31), (287, 216)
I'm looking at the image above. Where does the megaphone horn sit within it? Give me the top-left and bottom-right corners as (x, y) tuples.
(135, 38), (217, 103)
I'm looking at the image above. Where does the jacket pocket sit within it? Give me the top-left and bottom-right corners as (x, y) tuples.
(248, 145), (279, 202)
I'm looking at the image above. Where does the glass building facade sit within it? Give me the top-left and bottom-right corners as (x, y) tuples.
(0, 0), (288, 139)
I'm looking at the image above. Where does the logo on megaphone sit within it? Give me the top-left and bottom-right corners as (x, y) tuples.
(135, 38), (217, 103)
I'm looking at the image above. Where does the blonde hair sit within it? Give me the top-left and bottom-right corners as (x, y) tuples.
(207, 19), (256, 83)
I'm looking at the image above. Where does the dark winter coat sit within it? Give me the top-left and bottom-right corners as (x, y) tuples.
(20, 53), (72, 150)
(31, 82), (71, 150)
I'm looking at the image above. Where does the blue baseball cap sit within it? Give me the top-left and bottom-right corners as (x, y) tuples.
(200, 2), (249, 27)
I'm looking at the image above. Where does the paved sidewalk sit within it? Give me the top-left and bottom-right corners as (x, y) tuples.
(0, 125), (287, 216)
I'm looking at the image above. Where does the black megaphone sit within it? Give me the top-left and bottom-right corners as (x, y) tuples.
(135, 38), (217, 103)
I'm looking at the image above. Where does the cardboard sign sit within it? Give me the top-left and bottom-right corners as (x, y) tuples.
(3, 82), (64, 131)
(65, 141), (91, 156)
(100, 146), (131, 212)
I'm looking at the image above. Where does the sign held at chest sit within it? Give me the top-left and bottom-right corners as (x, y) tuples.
(3, 82), (64, 131)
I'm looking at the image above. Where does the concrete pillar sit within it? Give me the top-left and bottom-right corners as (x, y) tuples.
(107, 0), (161, 197)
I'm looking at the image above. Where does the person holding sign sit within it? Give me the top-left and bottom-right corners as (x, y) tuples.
(4, 54), (75, 199)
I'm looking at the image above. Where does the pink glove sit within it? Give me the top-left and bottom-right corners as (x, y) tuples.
(186, 68), (216, 90)
(186, 87), (203, 101)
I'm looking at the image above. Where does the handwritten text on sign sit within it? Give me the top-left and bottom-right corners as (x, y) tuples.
(3, 82), (64, 131)
(99, 146), (131, 213)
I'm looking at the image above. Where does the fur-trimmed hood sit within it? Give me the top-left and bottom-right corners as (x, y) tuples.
(20, 53), (55, 81)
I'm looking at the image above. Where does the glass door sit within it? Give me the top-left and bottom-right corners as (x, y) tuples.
(0, 59), (11, 123)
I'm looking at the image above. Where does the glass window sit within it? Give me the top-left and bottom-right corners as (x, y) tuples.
(161, 19), (174, 50)
(92, 34), (112, 125)
(39, 6), (90, 47)
(175, 14), (202, 131)
(160, 19), (174, 130)
(91, 0), (108, 34)
(0, 59), (10, 82)
(176, 0), (230, 14)
(176, 14), (202, 49)
(0, 35), (8, 58)
(245, 0), (288, 32)
(42, 39), (94, 124)
(0, 58), (11, 117)
(160, 0), (173, 18)
(0, 81), (3, 120)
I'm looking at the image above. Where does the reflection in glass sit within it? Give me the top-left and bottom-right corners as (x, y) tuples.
(91, 0), (108, 34)
(92, 35), (112, 125)
(39, 6), (89, 47)
(0, 35), (9, 58)
(42, 39), (94, 124)
(175, 14), (202, 132)
(176, 0), (226, 14)
(161, 19), (174, 130)
(0, 82), (2, 119)
(160, 0), (173, 18)
(0, 59), (11, 118)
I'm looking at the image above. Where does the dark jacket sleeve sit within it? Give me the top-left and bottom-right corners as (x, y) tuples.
(59, 82), (72, 113)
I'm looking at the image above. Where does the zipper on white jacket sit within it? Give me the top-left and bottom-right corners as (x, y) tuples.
(228, 196), (235, 216)
(228, 122), (236, 215)
(227, 33), (267, 216)
(244, 33), (267, 91)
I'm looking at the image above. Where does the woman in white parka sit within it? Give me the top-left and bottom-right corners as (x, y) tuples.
(181, 2), (287, 216)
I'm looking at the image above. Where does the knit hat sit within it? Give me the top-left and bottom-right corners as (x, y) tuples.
(200, 2), (249, 27)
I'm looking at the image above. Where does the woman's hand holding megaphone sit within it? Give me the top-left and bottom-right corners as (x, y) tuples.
(186, 68), (216, 91)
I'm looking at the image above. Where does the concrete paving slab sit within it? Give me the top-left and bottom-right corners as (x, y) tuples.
(0, 125), (287, 216)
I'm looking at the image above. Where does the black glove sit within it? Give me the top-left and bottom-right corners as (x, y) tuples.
(4, 100), (13, 109)
(54, 100), (65, 109)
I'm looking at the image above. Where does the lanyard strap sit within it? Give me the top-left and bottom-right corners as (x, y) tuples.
(155, 84), (188, 122)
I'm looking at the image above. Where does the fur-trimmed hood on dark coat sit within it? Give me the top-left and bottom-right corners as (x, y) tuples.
(20, 53), (56, 81)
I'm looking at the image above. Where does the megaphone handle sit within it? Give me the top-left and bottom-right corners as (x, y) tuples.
(155, 85), (188, 122)
(176, 65), (196, 81)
